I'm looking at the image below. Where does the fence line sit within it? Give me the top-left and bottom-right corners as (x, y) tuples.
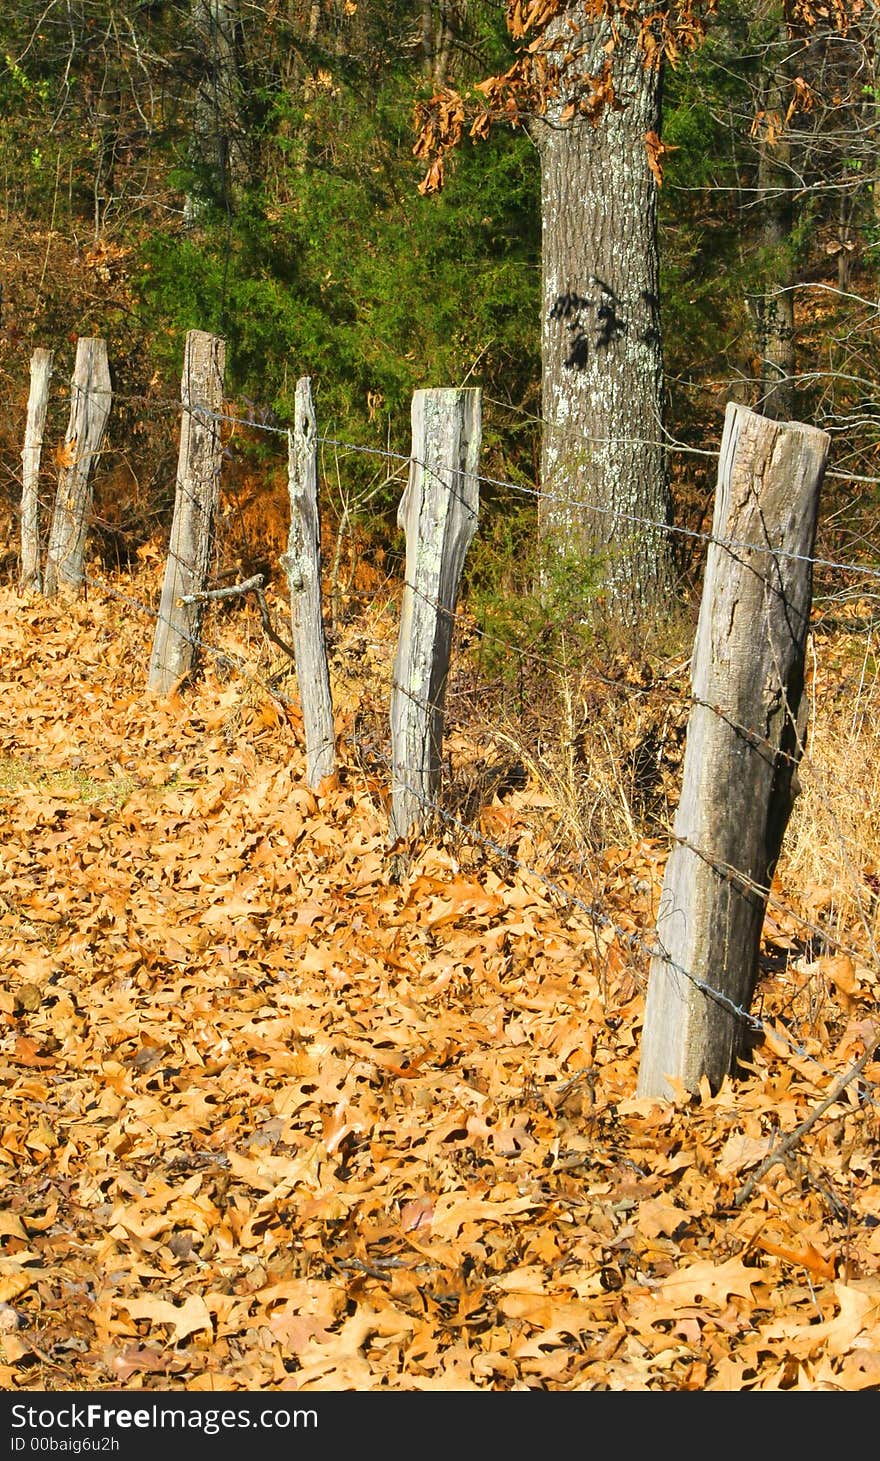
(14, 532), (865, 1226)
(65, 562), (877, 1105)
(10, 360), (878, 1105)
(11, 389), (878, 582)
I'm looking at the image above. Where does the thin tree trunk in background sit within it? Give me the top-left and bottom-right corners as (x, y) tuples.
(432, 3), (455, 87)
(148, 330), (226, 694)
(533, 8), (670, 626)
(753, 45), (796, 420)
(44, 337), (112, 597)
(281, 376), (336, 790)
(19, 347), (53, 594)
(637, 404), (829, 1100)
(390, 387), (481, 842)
(185, 0), (249, 221)
(420, 0), (435, 75)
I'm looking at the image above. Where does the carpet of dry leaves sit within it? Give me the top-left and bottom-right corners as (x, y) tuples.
(0, 574), (878, 1394)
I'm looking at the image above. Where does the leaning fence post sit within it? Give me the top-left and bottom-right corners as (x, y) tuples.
(148, 330), (226, 695)
(389, 387), (481, 842)
(43, 337), (112, 596)
(637, 402), (830, 1100)
(280, 377), (335, 790)
(19, 347), (54, 593)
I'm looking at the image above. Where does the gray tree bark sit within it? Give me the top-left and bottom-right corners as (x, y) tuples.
(280, 377), (336, 790)
(532, 6), (670, 623)
(390, 387), (481, 842)
(637, 403), (830, 1100)
(44, 338), (112, 597)
(19, 347), (54, 594)
(148, 330), (226, 695)
(753, 40), (797, 421)
(185, 0), (249, 222)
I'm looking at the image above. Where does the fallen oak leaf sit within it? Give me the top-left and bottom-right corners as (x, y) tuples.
(109, 1344), (188, 1381)
(0, 1270), (38, 1304)
(267, 1309), (339, 1354)
(430, 1192), (540, 1240)
(11, 1036), (55, 1068)
(635, 1196), (687, 1240)
(0, 1214), (28, 1241)
(119, 1294), (213, 1343)
(499, 1291), (599, 1347)
(717, 1132), (774, 1175)
(654, 1255), (764, 1308)
(399, 1196), (434, 1232)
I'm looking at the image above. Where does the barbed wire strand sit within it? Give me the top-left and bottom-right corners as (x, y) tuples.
(165, 402), (880, 583)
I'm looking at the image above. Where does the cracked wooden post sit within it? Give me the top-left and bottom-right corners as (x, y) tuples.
(148, 330), (226, 694)
(389, 387), (481, 842)
(43, 338), (112, 596)
(637, 403), (830, 1100)
(280, 377), (335, 790)
(19, 347), (54, 593)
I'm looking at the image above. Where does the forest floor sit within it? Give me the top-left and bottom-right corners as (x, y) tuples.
(0, 566), (878, 1393)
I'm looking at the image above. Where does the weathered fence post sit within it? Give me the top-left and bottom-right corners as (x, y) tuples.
(19, 347), (54, 593)
(148, 330), (226, 695)
(43, 338), (112, 596)
(637, 402), (830, 1100)
(389, 387), (481, 842)
(279, 377), (335, 790)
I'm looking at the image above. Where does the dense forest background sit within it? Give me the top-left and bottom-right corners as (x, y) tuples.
(1, 0), (879, 601)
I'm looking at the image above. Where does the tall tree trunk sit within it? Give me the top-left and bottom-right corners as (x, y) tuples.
(433, 4), (456, 88)
(185, 0), (249, 222)
(752, 37), (796, 420)
(420, 1), (435, 76)
(532, 10), (671, 625)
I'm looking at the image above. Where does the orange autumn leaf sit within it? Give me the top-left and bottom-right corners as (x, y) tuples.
(755, 1236), (837, 1280)
(53, 437), (78, 469)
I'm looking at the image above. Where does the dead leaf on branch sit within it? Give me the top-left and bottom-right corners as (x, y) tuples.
(645, 130), (678, 187)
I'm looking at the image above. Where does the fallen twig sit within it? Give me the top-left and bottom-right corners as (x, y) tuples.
(181, 574), (297, 663)
(734, 1027), (880, 1207)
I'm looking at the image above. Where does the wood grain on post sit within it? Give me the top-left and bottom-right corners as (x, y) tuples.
(389, 387), (481, 842)
(19, 348), (54, 593)
(280, 377), (335, 790)
(148, 330), (226, 695)
(637, 403), (830, 1099)
(44, 338), (112, 596)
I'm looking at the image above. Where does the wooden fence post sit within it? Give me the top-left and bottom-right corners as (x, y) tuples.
(43, 338), (112, 596)
(389, 387), (481, 842)
(637, 403), (830, 1100)
(148, 330), (226, 695)
(280, 377), (335, 790)
(19, 347), (54, 593)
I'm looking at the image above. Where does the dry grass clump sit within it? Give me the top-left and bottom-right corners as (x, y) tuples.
(780, 602), (880, 962)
